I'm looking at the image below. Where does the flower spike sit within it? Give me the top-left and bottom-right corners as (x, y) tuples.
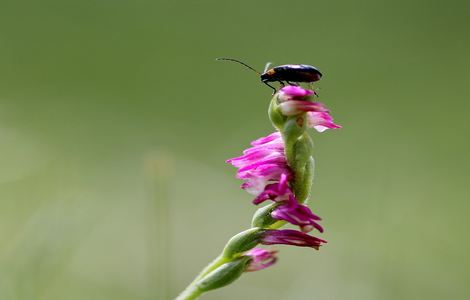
(177, 85), (340, 299)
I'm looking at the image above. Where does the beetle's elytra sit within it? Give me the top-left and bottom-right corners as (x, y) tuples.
(216, 58), (322, 94)
(262, 64), (322, 83)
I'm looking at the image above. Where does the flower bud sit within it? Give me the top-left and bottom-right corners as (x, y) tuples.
(245, 248), (278, 272)
(271, 195), (324, 233)
(222, 228), (264, 258)
(261, 229), (326, 250)
(196, 256), (251, 292)
(292, 135), (315, 203)
(251, 202), (280, 228)
(283, 116), (306, 166)
(269, 95), (286, 130)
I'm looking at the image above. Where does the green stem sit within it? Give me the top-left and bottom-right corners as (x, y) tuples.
(175, 285), (202, 300)
(176, 255), (228, 300)
(193, 255), (228, 282)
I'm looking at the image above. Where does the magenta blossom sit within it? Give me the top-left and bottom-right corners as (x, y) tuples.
(261, 229), (327, 250)
(277, 86), (341, 133)
(227, 132), (292, 196)
(245, 248), (278, 272)
(252, 173), (290, 204)
(228, 130), (325, 234)
(271, 194), (324, 233)
(254, 181), (323, 233)
(278, 102), (341, 132)
(250, 171), (323, 233)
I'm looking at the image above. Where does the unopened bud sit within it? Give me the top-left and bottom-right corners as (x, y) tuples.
(251, 202), (280, 228)
(269, 95), (286, 130)
(196, 256), (251, 292)
(222, 228), (264, 258)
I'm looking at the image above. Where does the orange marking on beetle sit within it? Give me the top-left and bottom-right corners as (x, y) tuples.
(266, 69), (276, 75)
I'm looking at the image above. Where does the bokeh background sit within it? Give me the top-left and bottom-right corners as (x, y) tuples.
(0, 0), (469, 299)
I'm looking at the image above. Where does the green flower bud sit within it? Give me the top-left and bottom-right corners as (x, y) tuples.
(295, 157), (315, 204)
(294, 134), (314, 165)
(251, 203), (279, 228)
(293, 134), (315, 203)
(222, 228), (264, 259)
(282, 114), (306, 169)
(196, 256), (252, 293)
(268, 95), (286, 130)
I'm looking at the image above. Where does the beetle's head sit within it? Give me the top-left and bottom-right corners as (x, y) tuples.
(260, 69), (276, 81)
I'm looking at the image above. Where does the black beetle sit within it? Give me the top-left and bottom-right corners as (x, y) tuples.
(216, 58), (322, 94)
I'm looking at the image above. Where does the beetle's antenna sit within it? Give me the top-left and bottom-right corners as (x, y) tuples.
(216, 57), (261, 75)
(263, 62), (272, 73)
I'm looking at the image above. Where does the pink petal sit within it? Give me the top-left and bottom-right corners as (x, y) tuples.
(306, 111), (342, 132)
(278, 100), (329, 116)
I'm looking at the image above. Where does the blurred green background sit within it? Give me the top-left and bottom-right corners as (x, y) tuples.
(0, 0), (469, 299)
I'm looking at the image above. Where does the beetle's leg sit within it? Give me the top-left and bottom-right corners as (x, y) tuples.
(263, 81), (277, 95)
(278, 81), (285, 87)
(313, 85), (320, 97)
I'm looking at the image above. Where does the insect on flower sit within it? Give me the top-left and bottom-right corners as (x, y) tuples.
(216, 57), (323, 94)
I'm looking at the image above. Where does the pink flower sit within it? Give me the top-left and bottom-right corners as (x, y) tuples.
(254, 183), (324, 233)
(239, 164), (292, 196)
(229, 131), (325, 233)
(245, 248), (278, 272)
(252, 173), (291, 204)
(261, 229), (327, 250)
(271, 194), (324, 233)
(227, 119), (330, 245)
(276, 86), (342, 133)
(227, 132), (292, 196)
